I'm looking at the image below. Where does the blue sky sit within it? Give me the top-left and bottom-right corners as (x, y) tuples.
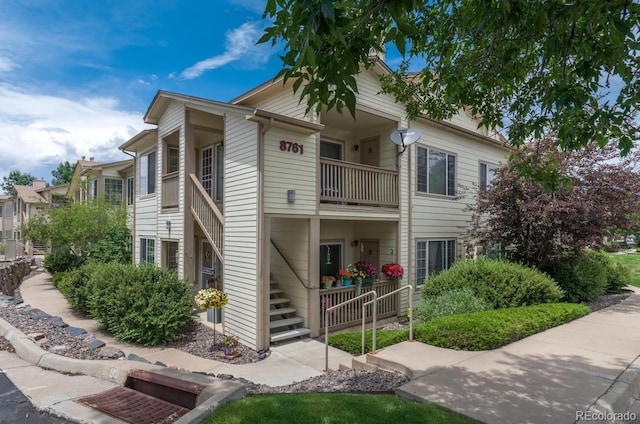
(0, 0), (305, 184)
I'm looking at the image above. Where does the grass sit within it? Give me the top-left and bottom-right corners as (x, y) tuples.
(203, 393), (479, 424)
(607, 252), (640, 287)
(329, 303), (590, 354)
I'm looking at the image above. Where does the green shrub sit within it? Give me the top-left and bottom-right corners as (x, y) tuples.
(414, 303), (590, 350)
(56, 262), (101, 314)
(415, 287), (492, 321)
(421, 259), (563, 309)
(543, 250), (622, 302)
(87, 262), (194, 346)
(329, 329), (409, 355)
(43, 251), (85, 274)
(51, 272), (66, 289)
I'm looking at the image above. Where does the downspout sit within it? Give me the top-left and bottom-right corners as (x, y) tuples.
(122, 150), (137, 264)
(257, 116), (274, 350)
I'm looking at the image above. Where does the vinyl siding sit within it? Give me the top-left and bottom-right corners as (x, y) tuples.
(354, 71), (405, 119)
(244, 84), (310, 121)
(264, 128), (317, 214)
(409, 119), (509, 284)
(223, 114), (261, 350)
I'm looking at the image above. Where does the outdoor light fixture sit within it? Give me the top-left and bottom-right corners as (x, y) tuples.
(165, 220), (171, 230)
(325, 245), (331, 264)
(287, 189), (296, 203)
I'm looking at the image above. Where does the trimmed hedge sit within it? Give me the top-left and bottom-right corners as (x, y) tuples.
(414, 287), (492, 321)
(421, 259), (563, 309)
(43, 251), (85, 274)
(328, 303), (589, 354)
(57, 262), (194, 346)
(414, 303), (589, 350)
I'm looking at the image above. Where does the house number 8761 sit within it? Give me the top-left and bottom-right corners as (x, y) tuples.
(280, 140), (304, 154)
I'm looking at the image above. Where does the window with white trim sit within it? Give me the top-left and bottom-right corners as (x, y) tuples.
(126, 177), (134, 206)
(104, 178), (123, 205)
(416, 239), (456, 285)
(140, 238), (155, 264)
(140, 151), (156, 195)
(417, 147), (456, 196)
(479, 162), (499, 192)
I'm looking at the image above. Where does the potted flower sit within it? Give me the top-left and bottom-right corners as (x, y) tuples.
(339, 268), (353, 286)
(221, 331), (240, 356)
(355, 261), (377, 285)
(381, 263), (404, 280)
(321, 275), (336, 289)
(195, 288), (228, 348)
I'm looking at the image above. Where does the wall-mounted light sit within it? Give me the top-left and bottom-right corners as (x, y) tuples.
(353, 145), (359, 151)
(325, 245), (332, 264)
(165, 220), (171, 230)
(287, 189), (296, 203)
(351, 240), (359, 247)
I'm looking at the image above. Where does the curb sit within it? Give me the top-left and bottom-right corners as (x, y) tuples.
(0, 316), (247, 423)
(583, 355), (640, 423)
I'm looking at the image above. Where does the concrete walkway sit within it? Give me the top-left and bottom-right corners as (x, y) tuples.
(364, 290), (640, 424)
(2, 271), (640, 423)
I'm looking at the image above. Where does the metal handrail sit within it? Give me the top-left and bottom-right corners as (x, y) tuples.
(363, 284), (414, 354)
(324, 291), (377, 372)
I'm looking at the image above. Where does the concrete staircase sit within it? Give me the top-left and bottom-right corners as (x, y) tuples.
(269, 277), (311, 343)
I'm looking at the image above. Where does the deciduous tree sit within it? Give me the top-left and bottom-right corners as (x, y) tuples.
(51, 161), (76, 186)
(260, 0), (639, 163)
(1, 170), (36, 194)
(467, 137), (640, 268)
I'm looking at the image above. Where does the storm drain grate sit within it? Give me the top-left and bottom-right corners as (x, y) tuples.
(77, 386), (189, 424)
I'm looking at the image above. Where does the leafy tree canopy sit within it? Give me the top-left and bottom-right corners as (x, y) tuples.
(261, 0), (639, 160)
(22, 199), (130, 261)
(51, 161), (76, 186)
(1, 170), (36, 194)
(467, 136), (640, 268)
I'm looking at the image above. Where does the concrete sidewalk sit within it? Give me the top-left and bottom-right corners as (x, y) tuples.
(363, 290), (640, 424)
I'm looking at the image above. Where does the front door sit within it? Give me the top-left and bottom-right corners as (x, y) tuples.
(360, 137), (380, 167)
(201, 146), (214, 199)
(360, 240), (380, 276)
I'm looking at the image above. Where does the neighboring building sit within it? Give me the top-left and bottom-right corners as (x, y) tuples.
(0, 195), (12, 243)
(120, 58), (510, 351)
(67, 156), (134, 206)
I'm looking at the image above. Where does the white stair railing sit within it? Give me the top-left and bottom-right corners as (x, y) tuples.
(363, 285), (414, 354)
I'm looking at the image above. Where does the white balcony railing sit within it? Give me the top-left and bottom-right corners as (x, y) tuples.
(319, 158), (399, 207)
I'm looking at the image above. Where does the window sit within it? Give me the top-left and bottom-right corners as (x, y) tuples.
(140, 151), (156, 195)
(0, 204), (2, 217)
(127, 177), (134, 206)
(319, 242), (343, 280)
(320, 139), (343, 160)
(140, 238), (155, 264)
(5, 204), (10, 217)
(167, 146), (179, 174)
(480, 162), (499, 192)
(417, 147), (456, 196)
(201, 144), (224, 202)
(163, 241), (179, 271)
(416, 239), (456, 285)
(90, 179), (98, 199)
(104, 178), (123, 205)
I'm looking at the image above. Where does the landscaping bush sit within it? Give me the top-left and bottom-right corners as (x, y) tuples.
(87, 262), (194, 346)
(421, 259), (563, 309)
(329, 329), (409, 355)
(43, 251), (85, 274)
(414, 303), (589, 350)
(414, 287), (492, 321)
(55, 262), (101, 314)
(543, 250), (620, 302)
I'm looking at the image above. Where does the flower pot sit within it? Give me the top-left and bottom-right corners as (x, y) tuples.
(362, 277), (375, 286)
(323, 280), (334, 289)
(223, 345), (236, 355)
(342, 279), (352, 287)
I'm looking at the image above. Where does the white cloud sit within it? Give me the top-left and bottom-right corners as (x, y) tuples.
(0, 84), (150, 180)
(180, 22), (271, 79)
(0, 57), (19, 72)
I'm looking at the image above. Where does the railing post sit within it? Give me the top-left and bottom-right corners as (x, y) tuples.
(409, 285), (414, 341)
(324, 309), (329, 372)
(372, 298), (377, 354)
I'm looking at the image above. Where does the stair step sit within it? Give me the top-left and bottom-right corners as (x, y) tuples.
(270, 327), (311, 343)
(270, 297), (290, 305)
(270, 288), (284, 295)
(269, 307), (297, 316)
(269, 317), (304, 329)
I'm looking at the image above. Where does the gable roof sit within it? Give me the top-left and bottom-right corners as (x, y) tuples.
(14, 185), (47, 204)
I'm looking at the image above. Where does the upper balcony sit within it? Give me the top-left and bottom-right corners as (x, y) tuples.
(319, 158), (398, 207)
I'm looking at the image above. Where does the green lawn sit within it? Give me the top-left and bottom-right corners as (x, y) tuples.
(204, 393), (479, 424)
(607, 252), (640, 287)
